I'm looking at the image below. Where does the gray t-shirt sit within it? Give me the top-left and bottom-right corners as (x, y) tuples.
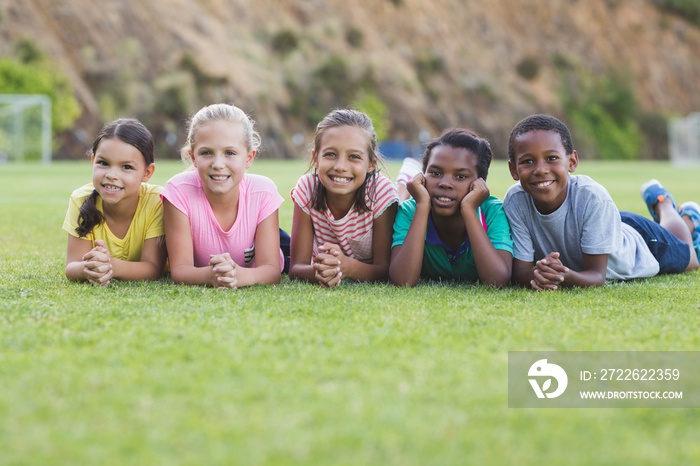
(503, 174), (659, 280)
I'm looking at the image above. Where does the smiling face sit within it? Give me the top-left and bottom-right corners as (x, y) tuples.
(190, 120), (255, 198)
(508, 129), (578, 214)
(313, 125), (376, 201)
(91, 137), (154, 208)
(424, 145), (479, 218)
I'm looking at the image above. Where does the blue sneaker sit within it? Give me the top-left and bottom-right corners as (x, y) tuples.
(679, 201), (700, 260)
(640, 179), (677, 223)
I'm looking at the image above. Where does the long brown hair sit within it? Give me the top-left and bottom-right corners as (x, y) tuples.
(76, 119), (155, 237)
(309, 109), (382, 213)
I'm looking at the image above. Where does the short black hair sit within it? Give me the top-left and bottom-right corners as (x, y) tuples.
(422, 128), (492, 180)
(508, 114), (574, 162)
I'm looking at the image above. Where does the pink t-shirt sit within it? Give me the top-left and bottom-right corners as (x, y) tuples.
(290, 172), (398, 262)
(162, 170), (284, 270)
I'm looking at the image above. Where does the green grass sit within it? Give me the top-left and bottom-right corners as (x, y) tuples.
(1, 159), (700, 465)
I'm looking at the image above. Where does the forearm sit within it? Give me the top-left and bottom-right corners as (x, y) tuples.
(289, 263), (320, 283)
(111, 257), (163, 281)
(511, 260), (535, 287)
(235, 264), (281, 287)
(474, 249), (512, 287)
(344, 258), (389, 283)
(65, 261), (89, 281)
(463, 210), (511, 287)
(560, 269), (606, 288)
(389, 207), (429, 287)
(170, 263), (216, 286)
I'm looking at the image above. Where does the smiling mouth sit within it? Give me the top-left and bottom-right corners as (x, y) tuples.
(210, 175), (230, 181)
(102, 184), (122, 192)
(330, 176), (353, 184)
(533, 181), (554, 188)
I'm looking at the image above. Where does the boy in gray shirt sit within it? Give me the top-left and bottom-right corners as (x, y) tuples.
(503, 114), (699, 290)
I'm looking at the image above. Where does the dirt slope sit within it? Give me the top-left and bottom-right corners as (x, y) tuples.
(1, 0), (699, 158)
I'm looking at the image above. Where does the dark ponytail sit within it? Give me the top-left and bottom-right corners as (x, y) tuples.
(75, 118), (155, 237)
(76, 189), (104, 237)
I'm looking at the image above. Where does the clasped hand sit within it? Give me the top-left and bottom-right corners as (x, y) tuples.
(531, 252), (568, 291)
(209, 252), (238, 289)
(82, 239), (113, 286)
(313, 243), (345, 287)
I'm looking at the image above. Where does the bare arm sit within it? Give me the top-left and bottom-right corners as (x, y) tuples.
(513, 252), (607, 290)
(460, 178), (512, 287)
(288, 203), (319, 283)
(389, 175), (431, 286)
(233, 212), (282, 287)
(109, 236), (166, 281)
(164, 199), (219, 286)
(556, 253), (608, 288)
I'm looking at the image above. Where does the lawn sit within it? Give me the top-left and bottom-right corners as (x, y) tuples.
(1, 158), (699, 465)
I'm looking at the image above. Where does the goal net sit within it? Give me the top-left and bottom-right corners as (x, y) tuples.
(0, 94), (52, 164)
(668, 112), (700, 166)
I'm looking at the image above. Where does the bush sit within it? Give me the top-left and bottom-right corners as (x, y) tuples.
(352, 91), (389, 142)
(0, 57), (80, 133)
(561, 70), (642, 160)
(14, 37), (43, 64)
(637, 112), (669, 160)
(551, 52), (574, 71)
(651, 0), (700, 27)
(313, 55), (354, 103)
(270, 30), (299, 56)
(516, 56), (540, 81)
(570, 105), (642, 160)
(346, 27), (364, 48)
(414, 52), (445, 85)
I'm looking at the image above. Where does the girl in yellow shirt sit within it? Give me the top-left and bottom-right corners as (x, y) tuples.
(63, 119), (166, 285)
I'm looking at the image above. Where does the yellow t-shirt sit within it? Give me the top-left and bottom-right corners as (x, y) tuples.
(62, 183), (164, 261)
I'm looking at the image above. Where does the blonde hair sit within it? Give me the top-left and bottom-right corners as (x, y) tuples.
(180, 103), (261, 164)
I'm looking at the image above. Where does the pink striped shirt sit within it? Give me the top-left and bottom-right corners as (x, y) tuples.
(291, 173), (398, 263)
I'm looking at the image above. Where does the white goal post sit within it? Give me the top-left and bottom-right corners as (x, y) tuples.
(668, 112), (700, 166)
(0, 94), (52, 164)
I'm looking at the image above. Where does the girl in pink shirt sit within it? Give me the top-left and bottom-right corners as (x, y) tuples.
(162, 103), (284, 289)
(289, 109), (399, 287)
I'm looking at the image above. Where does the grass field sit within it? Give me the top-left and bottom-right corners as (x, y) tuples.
(1, 158), (700, 465)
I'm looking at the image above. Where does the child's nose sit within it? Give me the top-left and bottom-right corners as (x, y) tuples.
(438, 178), (452, 189)
(533, 160), (549, 174)
(334, 157), (349, 171)
(212, 153), (225, 168)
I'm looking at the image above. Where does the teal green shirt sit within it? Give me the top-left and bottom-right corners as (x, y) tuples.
(392, 196), (513, 282)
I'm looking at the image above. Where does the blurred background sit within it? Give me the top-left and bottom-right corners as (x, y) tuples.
(1, 0), (699, 162)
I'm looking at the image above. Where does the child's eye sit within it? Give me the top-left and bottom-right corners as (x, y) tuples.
(200, 150), (211, 156)
(428, 170), (441, 177)
(96, 161), (108, 166)
(323, 152), (336, 158)
(123, 164), (133, 170)
(349, 153), (362, 160)
(547, 155), (559, 162)
(455, 174), (467, 180)
(226, 150), (235, 156)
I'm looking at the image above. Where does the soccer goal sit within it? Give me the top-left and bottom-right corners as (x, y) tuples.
(668, 112), (700, 166)
(0, 94), (52, 164)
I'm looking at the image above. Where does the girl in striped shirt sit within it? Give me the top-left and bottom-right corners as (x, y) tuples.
(289, 109), (399, 287)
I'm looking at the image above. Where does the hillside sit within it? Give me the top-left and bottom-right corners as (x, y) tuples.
(1, 0), (699, 159)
